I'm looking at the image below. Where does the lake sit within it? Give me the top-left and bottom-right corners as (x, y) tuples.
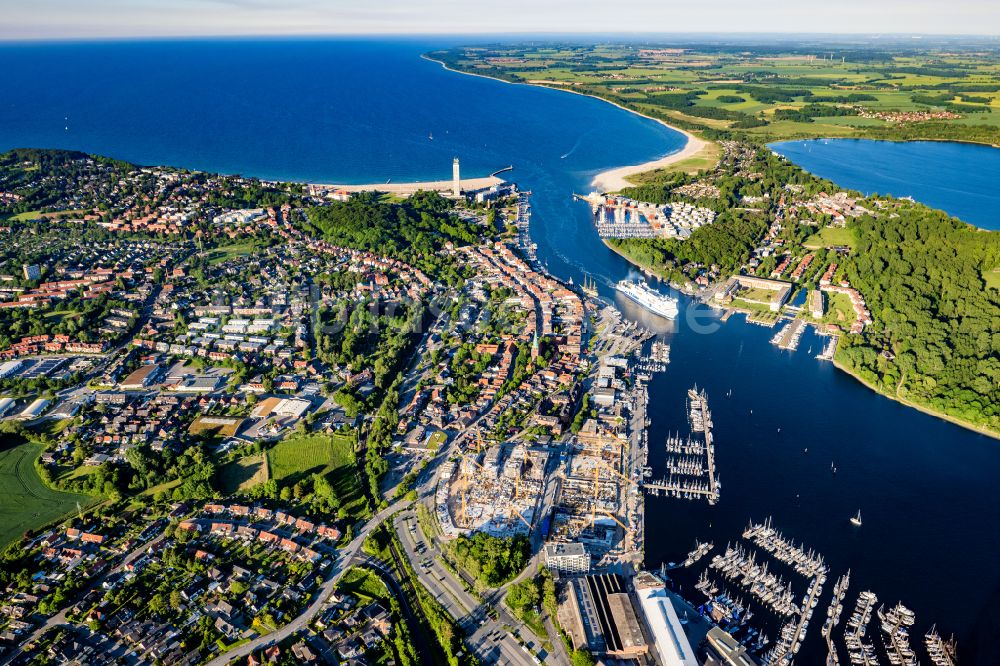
(771, 138), (1000, 230)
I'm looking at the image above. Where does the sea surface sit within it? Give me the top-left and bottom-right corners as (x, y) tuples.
(1, 39), (997, 664)
(771, 138), (1000, 230)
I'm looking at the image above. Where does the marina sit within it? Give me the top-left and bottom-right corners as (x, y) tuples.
(644, 386), (720, 505)
(924, 626), (959, 666)
(770, 318), (807, 351)
(844, 591), (880, 666)
(878, 602), (918, 666)
(823, 571), (851, 666)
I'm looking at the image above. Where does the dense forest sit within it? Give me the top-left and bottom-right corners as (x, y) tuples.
(837, 206), (1000, 432)
(447, 532), (530, 587)
(301, 191), (484, 282)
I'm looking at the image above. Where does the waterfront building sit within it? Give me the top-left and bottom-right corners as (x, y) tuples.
(634, 571), (699, 666)
(543, 542), (590, 575)
(452, 157), (461, 197)
(558, 573), (648, 659)
(704, 627), (758, 666)
(809, 289), (825, 318)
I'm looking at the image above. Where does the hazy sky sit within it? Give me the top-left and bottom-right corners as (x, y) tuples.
(2, 0), (998, 40)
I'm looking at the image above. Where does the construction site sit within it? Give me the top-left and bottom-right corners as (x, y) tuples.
(550, 430), (642, 565)
(437, 440), (550, 539)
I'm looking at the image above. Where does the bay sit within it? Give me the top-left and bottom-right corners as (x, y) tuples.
(1, 38), (997, 664)
(771, 138), (1000, 230)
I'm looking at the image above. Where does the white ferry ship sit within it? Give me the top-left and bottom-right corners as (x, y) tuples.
(615, 279), (679, 320)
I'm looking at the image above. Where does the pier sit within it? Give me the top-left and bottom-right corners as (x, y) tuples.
(644, 386), (720, 505)
(771, 318), (806, 350)
(822, 571), (851, 666)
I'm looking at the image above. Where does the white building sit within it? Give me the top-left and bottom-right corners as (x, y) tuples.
(0, 397), (17, 418)
(543, 542), (590, 575)
(634, 572), (698, 666)
(18, 398), (50, 421)
(0, 360), (23, 379)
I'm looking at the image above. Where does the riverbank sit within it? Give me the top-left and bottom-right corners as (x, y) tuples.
(832, 358), (1000, 441)
(422, 54), (713, 193)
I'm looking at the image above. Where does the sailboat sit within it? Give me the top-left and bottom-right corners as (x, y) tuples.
(581, 273), (599, 297)
(850, 510), (862, 527)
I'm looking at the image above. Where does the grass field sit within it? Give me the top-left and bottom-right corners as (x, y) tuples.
(204, 241), (261, 265)
(218, 454), (268, 495)
(0, 439), (92, 548)
(189, 415), (244, 438)
(983, 268), (1000, 290)
(267, 432), (368, 518)
(804, 225), (856, 250)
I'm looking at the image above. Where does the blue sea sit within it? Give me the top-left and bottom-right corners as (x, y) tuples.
(1, 39), (998, 664)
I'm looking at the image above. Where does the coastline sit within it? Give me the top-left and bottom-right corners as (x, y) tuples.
(832, 358), (1000, 441)
(307, 176), (502, 197)
(427, 51), (999, 442)
(423, 54), (709, 193)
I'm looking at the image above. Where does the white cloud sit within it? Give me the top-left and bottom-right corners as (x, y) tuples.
(1, 0), (997, 39)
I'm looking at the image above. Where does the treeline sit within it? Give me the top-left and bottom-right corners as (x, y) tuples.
(861, 122), (1000, 146)
(773, 104), (859, 123)
(837, 205), (1000, 433)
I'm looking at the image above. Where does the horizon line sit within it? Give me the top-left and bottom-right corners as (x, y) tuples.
(2, 30), (1000, 45)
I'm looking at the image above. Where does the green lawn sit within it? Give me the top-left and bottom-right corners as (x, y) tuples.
(804, 225), (856, 250)
(0, 439), (93, 548)
(267, 432), (369, 518)
(203, 241), (261, 265)
(983, 268), (1000, 291)
(218, 454), (268, 495)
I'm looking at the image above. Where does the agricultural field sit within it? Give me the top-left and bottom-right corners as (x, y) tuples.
(266, 432), (368, 518)
(430, 42), (1000, 156)
(0, 439), (92, 548)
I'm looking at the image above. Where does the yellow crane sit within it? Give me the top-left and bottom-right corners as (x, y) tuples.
(597, 509), (634, 537)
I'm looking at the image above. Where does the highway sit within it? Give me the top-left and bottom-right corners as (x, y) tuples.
(394, 509), (544, 666)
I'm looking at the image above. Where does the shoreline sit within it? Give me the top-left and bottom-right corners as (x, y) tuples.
(307, 175), (502, 197)
(426, 51), (999, 442)
(423, 54), (709, 193)
(831, 358), (1000, 441)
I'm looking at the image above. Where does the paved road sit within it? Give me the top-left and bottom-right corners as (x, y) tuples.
(203, 500), (407, 666)
(394, 509), (544, 666)
(2, 526), (169, 665)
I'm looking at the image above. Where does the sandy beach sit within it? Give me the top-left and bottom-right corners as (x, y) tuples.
(424, 55), (710, 195)
(308, 175), (502, 197)
(590, 126), (708, 193)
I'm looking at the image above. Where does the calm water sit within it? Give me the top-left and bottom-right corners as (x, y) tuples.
(771, 139), (1000, 230)
(1, 39), (997, 664)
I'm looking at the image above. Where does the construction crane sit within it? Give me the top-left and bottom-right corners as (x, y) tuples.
(598, 509), (634, 537)
(507, 502), (533, 530)
(591, 463), (600, 528)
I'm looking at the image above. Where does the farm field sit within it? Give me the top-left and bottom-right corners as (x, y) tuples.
(430, 42), (1000, 158)
(266, 432), (368, 519)
(0, 439), (93, 548)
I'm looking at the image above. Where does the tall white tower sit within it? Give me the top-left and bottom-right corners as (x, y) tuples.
(452, 157), (461, 197)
